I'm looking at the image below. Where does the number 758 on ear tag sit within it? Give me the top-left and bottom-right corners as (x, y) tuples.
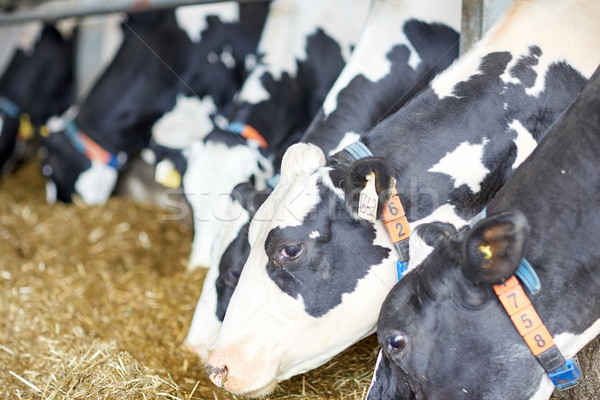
(358, 172), (378, 222)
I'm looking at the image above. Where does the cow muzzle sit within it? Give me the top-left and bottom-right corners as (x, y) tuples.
(206, 346), (278, 396)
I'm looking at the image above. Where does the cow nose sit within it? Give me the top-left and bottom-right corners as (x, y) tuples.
(206, 364), (228, 388)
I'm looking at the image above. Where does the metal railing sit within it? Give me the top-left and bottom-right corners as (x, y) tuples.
(0, 0), (268, 26)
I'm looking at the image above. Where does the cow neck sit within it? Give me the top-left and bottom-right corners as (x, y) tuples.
(62, 120), (127, 169)
(343, 141), (410, 280)
(470, 209), (581, 391)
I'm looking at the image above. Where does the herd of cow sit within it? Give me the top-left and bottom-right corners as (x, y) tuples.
(1, 0), (599, 398)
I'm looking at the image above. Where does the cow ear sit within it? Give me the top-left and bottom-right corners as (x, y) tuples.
(279, 143), (326, 184)
(414, 222), (457, 247)
(231, 182), (273, 219)
(462, 210), (530, 285)
(344, 157), (395, 220)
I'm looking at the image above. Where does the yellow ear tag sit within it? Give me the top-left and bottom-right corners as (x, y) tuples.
(18, 113), (34, 140)
(39, 125), (50, 137)
(478, 244), (493, 260)
(155, 159), (182, 188)
(358, 171), (378, 222)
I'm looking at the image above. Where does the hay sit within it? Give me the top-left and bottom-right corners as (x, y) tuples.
(1, 158), (598, 400)
(0, 159), (379, 400)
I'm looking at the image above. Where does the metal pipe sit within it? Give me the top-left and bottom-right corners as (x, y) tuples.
(0, 0), (269, 26)
(460, 0), (513, 54)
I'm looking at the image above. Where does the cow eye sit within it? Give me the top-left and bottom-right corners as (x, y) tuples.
(283, 244), (302, 258)
(273, 243), (304, 266)
(385, 332), (406, 354)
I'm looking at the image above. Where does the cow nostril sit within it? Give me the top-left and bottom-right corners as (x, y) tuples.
(206, 364), (228, 388)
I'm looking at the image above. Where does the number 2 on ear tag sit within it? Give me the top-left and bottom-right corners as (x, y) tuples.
(358, 171), (378, 222)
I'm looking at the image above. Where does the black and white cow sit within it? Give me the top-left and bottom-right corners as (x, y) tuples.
(184, 0), (461, 362)
(150, 1), (271, 185)
(367, 64), (600, 400)
(180, 0), (372, 270)
(205, 0), (600, 396)
(0, 22), (73, 174)
(42, 2), (268, 204)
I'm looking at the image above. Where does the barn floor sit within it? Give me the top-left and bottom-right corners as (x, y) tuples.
(1, 158), (599, 400)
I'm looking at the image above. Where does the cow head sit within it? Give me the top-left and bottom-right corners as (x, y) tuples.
(0, 23), (73, 173)
(365, 210), (558, 400)
(205, 143), (400, 396)
(41, 10), (194, 204)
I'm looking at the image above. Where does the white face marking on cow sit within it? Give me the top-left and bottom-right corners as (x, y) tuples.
(322, 0), (461, 116)
(207, 144), (398, 390)
(428, 139), (490, 193)
(152, 94), (215, 149)
(327, 131), (360, 155)
(509, 119), (537, 170)
(184, 140), (271, 269)
(309, 230), (320, 239)
(236, 0), (370, 105)
(175, 2), (239, 43)
(74, 162), (118, 205)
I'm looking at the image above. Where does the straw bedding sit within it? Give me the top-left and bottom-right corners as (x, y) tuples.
(0, 159), (598, 400)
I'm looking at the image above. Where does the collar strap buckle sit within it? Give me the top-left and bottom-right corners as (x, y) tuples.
(493, 276), (581, 390)
(343, 141), (411, 280)
(65, 121), (126, 169)
(226, 122), (268, 149)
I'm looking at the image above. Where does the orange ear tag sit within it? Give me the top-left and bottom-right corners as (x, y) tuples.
(358, 171), (378, 222)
